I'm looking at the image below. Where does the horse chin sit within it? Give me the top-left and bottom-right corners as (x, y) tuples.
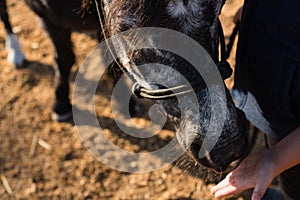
(189, 146), (242, 174)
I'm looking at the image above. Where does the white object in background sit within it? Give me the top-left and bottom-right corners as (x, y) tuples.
(6, 33), (26, 69)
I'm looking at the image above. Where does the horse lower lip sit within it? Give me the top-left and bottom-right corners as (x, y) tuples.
(192, 151), (228, 173)
(197, 159), (225, 174)
(211, 168), (223, 174)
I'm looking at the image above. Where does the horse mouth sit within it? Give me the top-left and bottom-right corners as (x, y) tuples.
(188, 115), (249, 173)
(189, 142), (227, 173)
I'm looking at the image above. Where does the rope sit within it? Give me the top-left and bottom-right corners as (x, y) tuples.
(94, 0), (127, 74)
(133, 18), (233, 100)
(94, 1), (237, 100)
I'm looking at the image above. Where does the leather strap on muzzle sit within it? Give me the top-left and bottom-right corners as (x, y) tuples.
(132, 18), (233, 100)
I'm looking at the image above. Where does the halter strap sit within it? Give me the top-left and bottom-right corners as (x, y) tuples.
(132, 18), (232, 100)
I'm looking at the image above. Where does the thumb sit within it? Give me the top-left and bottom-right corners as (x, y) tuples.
(251, 179), (269, 200)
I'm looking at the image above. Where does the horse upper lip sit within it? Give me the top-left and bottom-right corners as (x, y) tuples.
(190, 141), (233, 173)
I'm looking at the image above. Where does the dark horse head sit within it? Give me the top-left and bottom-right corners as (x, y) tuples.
(99, 0), (248, 172)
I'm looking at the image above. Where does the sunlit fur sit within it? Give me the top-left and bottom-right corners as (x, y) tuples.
(100, 0), (249, 172)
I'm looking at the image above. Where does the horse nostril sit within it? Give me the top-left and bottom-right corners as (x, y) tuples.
(182, 0), (189, 6)
(197, 157), (213, 169)
(190, 142), (212, 168)
(190, 142), (202, 160)
(190, 142), (225, 172)
(198, 157), (224, 173)
(190, 142), (201, 153)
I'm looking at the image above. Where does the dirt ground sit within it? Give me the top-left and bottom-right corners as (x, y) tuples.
(0, 0), (270, 199)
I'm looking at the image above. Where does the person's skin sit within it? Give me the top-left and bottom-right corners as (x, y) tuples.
(211, 126), (300, 200)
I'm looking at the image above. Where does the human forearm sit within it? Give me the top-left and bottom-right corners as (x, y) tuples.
(269, 126), (300, 177)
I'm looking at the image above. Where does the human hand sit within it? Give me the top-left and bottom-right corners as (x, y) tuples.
(211, 149), (278, 200)
(233, 6), (243, 24)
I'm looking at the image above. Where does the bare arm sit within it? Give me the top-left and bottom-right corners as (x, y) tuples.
(271, 126), (300, 176)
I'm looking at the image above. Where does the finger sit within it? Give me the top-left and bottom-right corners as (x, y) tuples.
(211, 179), (230, 194)
(251, 179), (269, 200)
(211, 172), (233, 194)
(213, 184), (241, 198)
(251, 189), (267, 200)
